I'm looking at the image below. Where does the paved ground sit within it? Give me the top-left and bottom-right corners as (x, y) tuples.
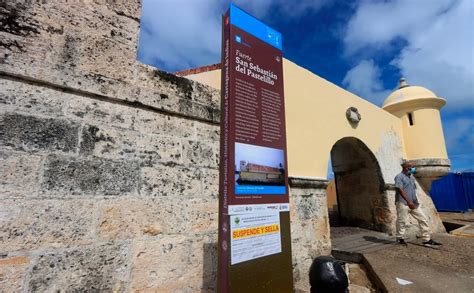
(439, 212), (474, 226)
(331, 227), (395, 262)
(439, 212), (474, 238)
(330, 226), (474, 292)
(364, 233), (474, 292)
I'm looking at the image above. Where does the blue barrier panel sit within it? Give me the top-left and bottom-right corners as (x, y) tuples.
(461, 172), (474, 209)
(430, 173), (468, 212)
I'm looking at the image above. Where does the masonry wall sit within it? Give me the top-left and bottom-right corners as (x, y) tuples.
(0, 2), (330, 291)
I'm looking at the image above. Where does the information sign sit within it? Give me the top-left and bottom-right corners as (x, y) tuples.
(218, 4), (293, 292)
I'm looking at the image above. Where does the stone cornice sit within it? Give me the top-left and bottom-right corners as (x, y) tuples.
(288, 176), (329, 189)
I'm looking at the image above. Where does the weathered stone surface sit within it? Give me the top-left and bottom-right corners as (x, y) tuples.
(79, 123), (183, 166)
(137, 133), (182, 164)
(290, 187), (332, 292)
(289, 176), (329, 189)
(375, 130), (404, 184)
(99, 197), (183, 239)
(0, 2), (221, 123)
(182, 140), (218, 168)
(27, 243), (130, 292)
(140, 163), (202, 197)
(201, 167), (219, 198)
(0, 78), (66, 116)
(42, 155), (139, 196)
(80, 124), (139, 159)
(195, 121), (220, 142)
(134, 110), (195, 139)
(0, 256), (29, 292)
(0, 199), (95, 252)
(0, 113), (79, 153)
(187, 198), (219, 234)
(290, 213), (331, 258)
(65, 98), (116, 127)
(98, 197), (218, 241)
(0, 150), (42, 198)
(131, 235), (217, 292)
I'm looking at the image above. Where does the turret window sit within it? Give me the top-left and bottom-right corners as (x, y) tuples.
(408, 112), (414, 126)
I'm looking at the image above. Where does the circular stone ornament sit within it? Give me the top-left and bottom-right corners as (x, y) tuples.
(346, 107), (361, 124)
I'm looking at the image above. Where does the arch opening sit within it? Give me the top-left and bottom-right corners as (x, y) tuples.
(329, 137), (388, 232)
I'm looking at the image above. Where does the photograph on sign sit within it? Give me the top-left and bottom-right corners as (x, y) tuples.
(234, 142), (286, 195)
(230, 211), (281, 265)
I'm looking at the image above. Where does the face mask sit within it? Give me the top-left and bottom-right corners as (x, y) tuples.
(408, 167), (417, 174)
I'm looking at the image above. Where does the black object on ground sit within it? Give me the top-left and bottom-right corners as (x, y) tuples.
(309, 256), (349, 293)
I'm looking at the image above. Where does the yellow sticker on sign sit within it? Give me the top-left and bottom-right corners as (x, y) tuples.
(232, 224), (279, 239)
(230, 212), (282, 265)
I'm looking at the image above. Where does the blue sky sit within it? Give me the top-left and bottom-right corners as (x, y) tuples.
(138, 0), (473, 172)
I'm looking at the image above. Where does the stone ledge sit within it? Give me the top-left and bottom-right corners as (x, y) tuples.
(407, 158), (451, 167)
(289, 176), (328, 189)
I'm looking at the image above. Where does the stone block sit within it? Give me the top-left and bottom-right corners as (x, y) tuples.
(182, 140), (218, 168)
(0, 199), (95, 252)
(0, 79), (65, 116)
(80, 124), (183, 165)
(191, 82), (219, 109)
(137, 133), (182, 165)
(99, 197), (184, 240)
(200, 167), (219, 198)
(0, 113), (79, 153)
(131, 235), (216, 292)
(42, 155), (139, 196)
(187, 198), (218, 234)
(140, 163), (202, 197)
(80, 124), (139, 160)
(293, 193), (326, 221)
(0, 256), (29, 292)
(65, 98), (115, 127)
(133, 110), (195, 139)
(0, 151), (42, 198)
(195, 121), (220, 142)
(178, 99), (215, 121)
(27, 243), (130, 292)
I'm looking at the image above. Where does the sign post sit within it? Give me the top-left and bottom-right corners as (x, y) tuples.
(218, 4), (293, 292)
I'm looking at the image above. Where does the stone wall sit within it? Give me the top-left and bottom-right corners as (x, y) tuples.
(0, 1), (331, 291)
(289, 177), (332, 292)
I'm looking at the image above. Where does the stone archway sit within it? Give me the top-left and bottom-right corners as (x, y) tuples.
(330, 137), (391, 232)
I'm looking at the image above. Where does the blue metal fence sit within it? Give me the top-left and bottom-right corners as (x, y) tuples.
(430, 172), (474, 212)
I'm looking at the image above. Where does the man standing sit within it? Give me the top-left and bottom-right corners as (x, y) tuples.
(395, 162), (442, 247)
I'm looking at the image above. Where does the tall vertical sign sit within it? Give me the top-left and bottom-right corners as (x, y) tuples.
(218, 4), (293, 292)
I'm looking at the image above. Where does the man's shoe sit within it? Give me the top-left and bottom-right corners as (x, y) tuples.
(396, 239), (407, 246)
(423, 239), (442, 246)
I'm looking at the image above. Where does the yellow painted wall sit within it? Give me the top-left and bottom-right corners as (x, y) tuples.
(185, 70), (221, 89)
(391, 107), (448, 159)
(184, 59), (406, 179)
(283, 60), (404, 178)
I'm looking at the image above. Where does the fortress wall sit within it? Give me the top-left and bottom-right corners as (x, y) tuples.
(0, 2), (330, 291)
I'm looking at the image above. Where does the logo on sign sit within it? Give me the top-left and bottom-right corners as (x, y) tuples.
(235, 35), (242, 43)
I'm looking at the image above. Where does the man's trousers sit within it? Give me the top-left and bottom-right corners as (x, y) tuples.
(396, 201), (431, 242)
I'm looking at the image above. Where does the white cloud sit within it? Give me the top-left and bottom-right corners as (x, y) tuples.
(343, 0), (474, 111)
(444, 117), (474, 150)
(342, 59), (391, 104)
(443, 116), (474, 169)
(138, 0), (223, 72)
(138, 0), (330, 72)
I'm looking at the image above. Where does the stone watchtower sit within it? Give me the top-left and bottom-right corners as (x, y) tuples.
(383, 78), (450, 191)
